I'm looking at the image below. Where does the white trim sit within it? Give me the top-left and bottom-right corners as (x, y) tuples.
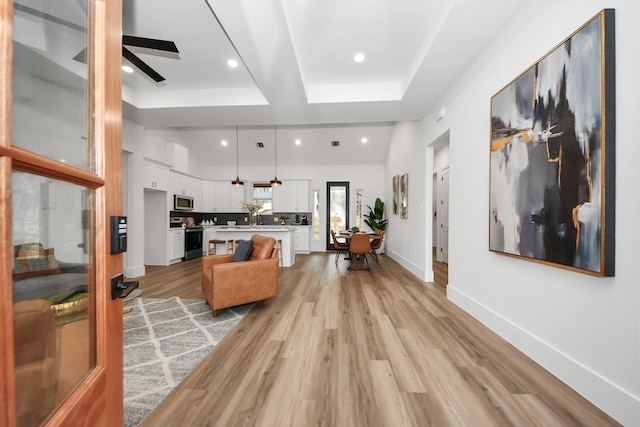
(447, 285), (640, 426)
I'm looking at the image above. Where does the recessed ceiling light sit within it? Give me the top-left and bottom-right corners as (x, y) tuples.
(354, 53), (365, 63)
(122, 65), (134, 73)
(227, 59), (239, 68)
(221, 140), (228, 146)
(361, 137), (368, 143)
(295, 139), (301, 145)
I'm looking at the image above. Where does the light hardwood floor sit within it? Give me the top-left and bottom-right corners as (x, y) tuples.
(134, 253), (618, 426)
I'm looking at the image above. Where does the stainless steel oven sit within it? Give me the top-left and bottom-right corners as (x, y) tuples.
(184, 227), (203, 260)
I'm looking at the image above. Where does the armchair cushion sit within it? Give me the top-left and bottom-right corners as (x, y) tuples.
(232, 239), (253, 262)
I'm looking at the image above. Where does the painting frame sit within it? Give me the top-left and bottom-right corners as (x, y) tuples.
(400, 173), (408, 219)
(392, 175), (399, 214)
(489, 9), (615, 277)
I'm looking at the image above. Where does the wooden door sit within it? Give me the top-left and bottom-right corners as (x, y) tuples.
(1, 0), (123, 426)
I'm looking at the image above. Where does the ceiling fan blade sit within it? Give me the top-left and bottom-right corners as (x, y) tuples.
(123, 46), (165, 82)
(123, 35), (179, 53)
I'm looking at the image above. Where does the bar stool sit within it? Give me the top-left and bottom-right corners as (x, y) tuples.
(207, 239), (234, 255)
(275, 239), (283, 267)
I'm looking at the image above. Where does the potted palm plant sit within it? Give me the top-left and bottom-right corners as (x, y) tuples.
(364, 197), (387, 255)
(364, 197), (387, 231)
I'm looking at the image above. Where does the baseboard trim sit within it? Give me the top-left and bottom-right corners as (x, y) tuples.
(386, 249), (433, 282)
(124, 265), (145, 278)
(447, 284), (639, 426)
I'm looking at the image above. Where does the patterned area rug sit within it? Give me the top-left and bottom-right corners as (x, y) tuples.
(123, 297), (254, 426)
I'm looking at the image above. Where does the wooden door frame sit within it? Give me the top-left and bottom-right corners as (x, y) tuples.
(0, 0), (124, 425)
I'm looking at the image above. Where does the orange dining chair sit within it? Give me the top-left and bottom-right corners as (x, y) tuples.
(330, 230), (350, 266)
(369, 230), (384, 266)
(348, 232), (372, 274)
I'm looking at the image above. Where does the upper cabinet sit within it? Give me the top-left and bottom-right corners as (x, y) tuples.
(166, 143), (189, 173)
(287, 180), (310, 212)
(144, 161), (169, 191)
(202, 181), (216, 212)
(273, 180), (310, 212)
(272, 183), (287, 212)
(170, 171), (202, 210)
(213, 181), (245, 212)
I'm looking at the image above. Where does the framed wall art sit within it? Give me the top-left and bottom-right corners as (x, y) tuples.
(489, 9), (615, 276)
(400, 173), (408, 219)
(392, 175), (399, 214)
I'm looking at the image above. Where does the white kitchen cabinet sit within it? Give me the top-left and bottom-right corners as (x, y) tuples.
(170, 172), (188, 196)
(272, 180), (309, 212)
(188, 176), (203, 211)
(166, 143), (189, 173)
(230, 184), (245, 212)
(214, 181), (230, 211)
(143, 161), (169, 191)
(214, 181), (245, 212)
(272, 183), (287, 212)
(202, 181), (216, 212)
(294, 226), (310, 253)
(285, 180), (310, 212)
(169, 229), (185, 262)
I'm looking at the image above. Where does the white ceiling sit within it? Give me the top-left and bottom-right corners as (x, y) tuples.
(14, 0), (528, 167)
(122, 0), (527, 129)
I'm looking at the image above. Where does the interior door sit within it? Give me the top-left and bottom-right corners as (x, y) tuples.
(437, 167), (450, 264)
(1, 0), (124, 426)
(326, 182), (349, 250)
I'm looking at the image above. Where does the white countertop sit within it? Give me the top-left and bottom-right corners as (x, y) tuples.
(201, 224), (307, 229)
(212, 226), (296, 232)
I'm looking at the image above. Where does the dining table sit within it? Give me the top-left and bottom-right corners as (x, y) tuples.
(335, 231), (381, 269)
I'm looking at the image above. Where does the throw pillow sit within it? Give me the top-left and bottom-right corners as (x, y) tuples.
(232, 240), (253, 262)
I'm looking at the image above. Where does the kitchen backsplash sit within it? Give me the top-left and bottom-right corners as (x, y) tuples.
(170, 211), (312, 226)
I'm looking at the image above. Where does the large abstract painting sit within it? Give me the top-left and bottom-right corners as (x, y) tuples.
(489, 10), (615, 276)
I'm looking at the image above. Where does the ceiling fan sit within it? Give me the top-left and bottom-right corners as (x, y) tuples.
(14, 3), (179, 83)
(73, 35), (179, 83)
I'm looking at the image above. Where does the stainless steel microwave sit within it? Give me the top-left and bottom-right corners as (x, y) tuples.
(174, 194), (194, 211)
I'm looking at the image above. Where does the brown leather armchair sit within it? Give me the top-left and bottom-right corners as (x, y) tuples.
(201, 234), (279, 317)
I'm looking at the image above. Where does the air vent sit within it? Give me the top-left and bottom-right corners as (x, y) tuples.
(255, 142), (264, 148)
(331, 140), (340, 147)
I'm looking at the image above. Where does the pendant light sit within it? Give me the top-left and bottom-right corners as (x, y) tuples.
(270, 125), (282, 186)
(231, 125), (244, 186)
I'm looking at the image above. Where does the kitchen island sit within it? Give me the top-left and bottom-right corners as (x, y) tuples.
(213, 227), (296, 267)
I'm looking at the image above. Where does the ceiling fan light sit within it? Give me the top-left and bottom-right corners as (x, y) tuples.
(270, 177), (282, 186)
(232, 177), (244, 186)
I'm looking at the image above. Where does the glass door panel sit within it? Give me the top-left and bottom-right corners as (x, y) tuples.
(10, 1), (96, 425)
(326, 182), (349, 250)
(12, 172), (95, 426)
(12, 1), (91, 171)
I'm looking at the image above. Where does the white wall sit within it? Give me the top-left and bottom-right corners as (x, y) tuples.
(385, 120), (434, 281)
(122, 120), (146, 278)
(386, 1), (640, 424)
